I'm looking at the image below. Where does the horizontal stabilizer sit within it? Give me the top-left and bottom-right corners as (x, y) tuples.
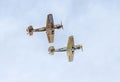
(48, 46), (55, 55)
(26, 25), (34, 36)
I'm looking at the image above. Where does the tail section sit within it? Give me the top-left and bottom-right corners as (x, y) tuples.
(26, 25), (34, 36)
(48, 46), (55, 55)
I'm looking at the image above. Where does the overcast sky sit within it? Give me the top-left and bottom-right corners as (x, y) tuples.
(0, 0), (120, 82)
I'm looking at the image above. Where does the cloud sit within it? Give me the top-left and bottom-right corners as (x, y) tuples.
(0, 0), (120, 82)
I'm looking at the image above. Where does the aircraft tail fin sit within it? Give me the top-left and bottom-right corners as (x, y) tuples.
(48, 46), (55, 55)
(26, 25), (34, 36)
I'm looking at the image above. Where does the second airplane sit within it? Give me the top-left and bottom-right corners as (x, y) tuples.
(26, 14), (63, 43)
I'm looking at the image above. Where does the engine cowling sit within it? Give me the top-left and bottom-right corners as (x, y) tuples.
(26, 25), (34, 36)
(74, 45), (83, 51)
(48, 46), (55, 55)
(54, 24), (63, 29)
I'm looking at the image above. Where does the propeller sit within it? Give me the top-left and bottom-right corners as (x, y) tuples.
(80, 45), (83, 52)
(61, 21), (63, 29)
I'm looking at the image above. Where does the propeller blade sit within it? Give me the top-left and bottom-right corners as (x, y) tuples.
(81, 45), (83, 52)
(81, 47), (83, 52)
(61, 21), (63, 29)
(79, 45), (83, 52)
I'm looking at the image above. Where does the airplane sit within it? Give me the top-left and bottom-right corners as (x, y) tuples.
(26, 14), (63, 43)
(48, 35), (83, 62)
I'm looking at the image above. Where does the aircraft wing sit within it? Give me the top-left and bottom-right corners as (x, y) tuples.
(67, 36), (75, 62)
(46, 14), (54, 43)
(46, 30), (54, 43)
(67, 50), (74, 62)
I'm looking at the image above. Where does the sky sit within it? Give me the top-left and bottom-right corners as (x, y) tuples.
(0, 0), (120, 82)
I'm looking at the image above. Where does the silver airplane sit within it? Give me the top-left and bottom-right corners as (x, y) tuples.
(48, 35), (83, 62)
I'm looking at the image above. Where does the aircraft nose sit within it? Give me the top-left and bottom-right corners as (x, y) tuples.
(80, 45), (83, 51)
(26, 25), (34, 36)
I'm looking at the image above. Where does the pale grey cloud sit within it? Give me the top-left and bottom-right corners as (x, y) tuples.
(0, 0), (120, 82)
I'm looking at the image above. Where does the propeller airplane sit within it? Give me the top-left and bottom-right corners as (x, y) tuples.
(48, 35), (83, 62)
(26, 14), (63, 43)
